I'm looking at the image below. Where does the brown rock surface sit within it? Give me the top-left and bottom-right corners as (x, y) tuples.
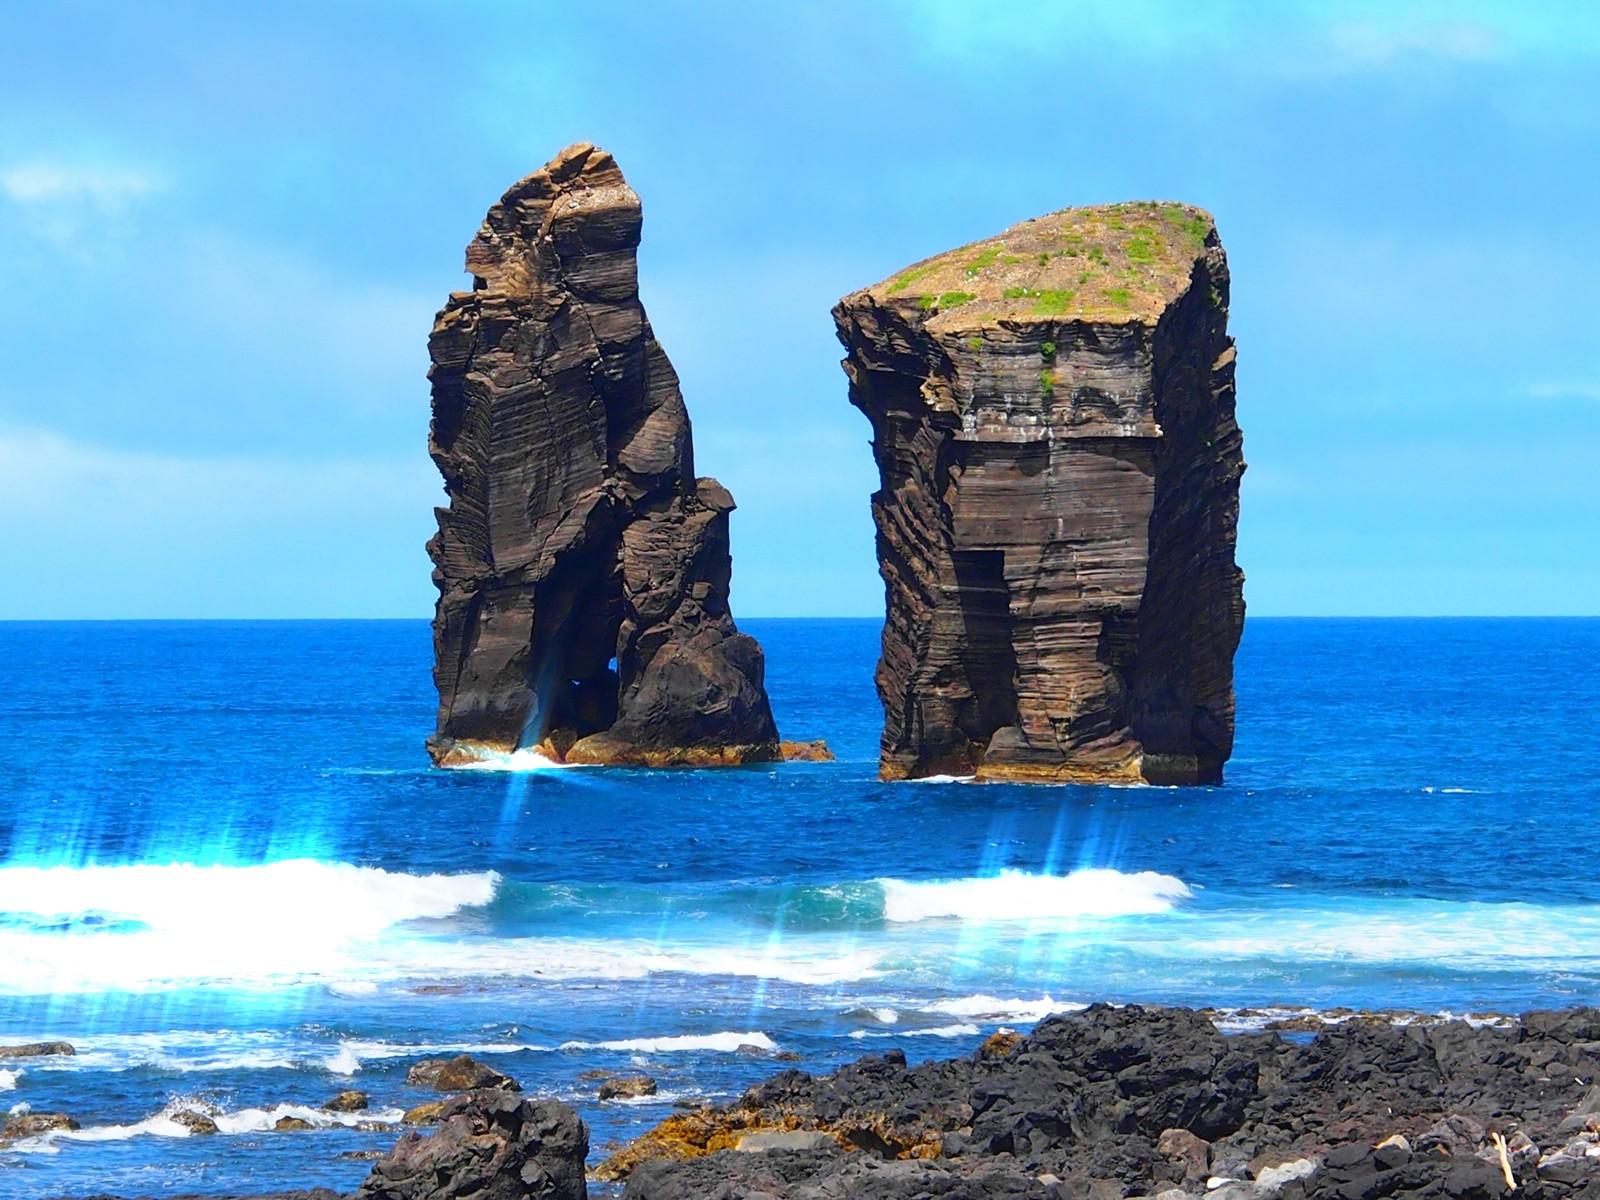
(426, 143), (779, 768)
(834, 201), (1244, 784)
(406, 1054), (518, 1093)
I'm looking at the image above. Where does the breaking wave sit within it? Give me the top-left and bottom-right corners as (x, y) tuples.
(558, 1030), (778, 1054)
(879, 868), (1193, 923)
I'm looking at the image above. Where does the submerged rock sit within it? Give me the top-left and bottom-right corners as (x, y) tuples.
(1, 1110), (79, 1141)
(406, 1055), (518, 1093)
(0, 1040), (75, 1058)
(172, 1109), (220, 1135)
(324, 1089), (370, 1113)
(426, 143), (780, 769)
(599, 1075), (659, 1101)
(356, 1089), (587, 1200)
(835, 202), (1244, 784)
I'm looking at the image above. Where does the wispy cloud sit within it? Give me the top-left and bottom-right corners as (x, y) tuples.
(0, 160), (165, 207)
(1324, 19), (1505, 67)
(1523, 381), (1600, 401)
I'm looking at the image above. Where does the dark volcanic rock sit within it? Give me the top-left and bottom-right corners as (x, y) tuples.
(834, 203), (1244, 784)
(356, 1089), (587, 1200)
(405, 1054), (518, 1093)
(608, 1004), (1600, 1200)
(426, 143), (779, 768)
(599, 1074), (659, 1100)
(0, 1039), (75, 1058)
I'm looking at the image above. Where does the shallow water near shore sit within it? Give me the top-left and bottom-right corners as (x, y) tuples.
(2, 616), (1598, 1197)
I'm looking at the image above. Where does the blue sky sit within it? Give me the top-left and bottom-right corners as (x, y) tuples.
(2, 0), (1596, 618)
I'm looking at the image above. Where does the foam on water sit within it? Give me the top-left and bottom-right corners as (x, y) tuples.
(559, 1031), (778, 1054)
(879, 868), (1193, 923)
(445, 747), (580, 772)
(0, 1069), (17, 1090)
(848, 1023), (980, 1039)
(925, 995), (1084, 1022)
(8, 1098), (406, 1152)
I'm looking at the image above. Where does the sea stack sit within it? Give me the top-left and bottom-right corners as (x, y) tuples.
(835, 203), (1244, 784)
(426, 143), (780, 767)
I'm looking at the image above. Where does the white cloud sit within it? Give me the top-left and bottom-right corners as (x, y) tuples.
(0, 160), (165, 207)
(1325, 19), (1504, 67)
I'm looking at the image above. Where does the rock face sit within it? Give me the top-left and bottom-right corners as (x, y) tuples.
(610, 1004), (1600, 1200)
(835, 203), (1244, 783)
(357, 1090), (587, 1200)
(426, 143), (779, 768)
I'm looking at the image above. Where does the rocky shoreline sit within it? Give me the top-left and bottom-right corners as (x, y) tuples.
(26, 1003), (1600, 1200)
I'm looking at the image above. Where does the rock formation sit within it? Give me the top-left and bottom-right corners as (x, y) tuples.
(357, 1090), (588, 1200)
(835, 203), (1244, 784)
(606, 1003), (1600, 1200)
(427, 143), (779, 767)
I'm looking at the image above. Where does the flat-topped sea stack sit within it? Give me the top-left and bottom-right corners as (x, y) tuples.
(426, 143), (780, 767)
(835, 202), (1244, 784)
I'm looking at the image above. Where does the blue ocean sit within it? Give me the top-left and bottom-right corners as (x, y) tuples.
(2, 617), (1598, 1197)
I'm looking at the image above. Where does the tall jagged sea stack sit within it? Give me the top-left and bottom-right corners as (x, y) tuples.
(426, 144), (779, 766)
(836, 203), (1244, 783)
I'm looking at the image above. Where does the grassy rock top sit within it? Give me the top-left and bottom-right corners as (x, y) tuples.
(845, 201), (1216, 328)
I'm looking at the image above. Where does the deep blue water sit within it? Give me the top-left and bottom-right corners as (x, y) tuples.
(1, 617), (1598, 1197)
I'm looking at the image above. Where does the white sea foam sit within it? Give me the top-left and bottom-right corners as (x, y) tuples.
(0, 859), (497, 994)
(878, 868), (1192, 923)
(905, 774), (975, 784)
(446, 747), (581, 772)
(325, 1038), (547, 1075)
(0, 1069), (17, 1090)
(925, 994), (1084, 1022)
(8, 1098), (405, 1150)
(559, 1031), (777, 1054)
(848, 1023), (980, 1040)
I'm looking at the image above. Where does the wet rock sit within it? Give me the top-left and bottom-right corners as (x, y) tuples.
(356, 1088), (587, 1200)
(0, 1040), (75, 1058)
(599, 1075), (658, 1101)
(275, 1116), (316, 1131)
(426, 143), (779, 770)
(406, 1054), (518, 1093)
(779, 739), (836, 762)
(172, 1109), (220, 1135)
(402, 1101), (448, 1126)
(836, 202), (1243, 785)
(1, 1111), (78, 1140)
(325, 1089), (371, 1112)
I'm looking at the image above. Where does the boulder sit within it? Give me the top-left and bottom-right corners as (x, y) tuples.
(172, 1109), (220, 1135)
(325, 1089), (371, 1112)
(356, 1089), (587, 1200)
(425, 143), (779, 769)
(275, 1115), (316, 1131)
(1, 1110), (78, 1140)
(599, 1075), (658, 1101)
(835, 202), (1243, 784)
(0, 1040), (75, 1058)
(406, 1055), (519, 1093)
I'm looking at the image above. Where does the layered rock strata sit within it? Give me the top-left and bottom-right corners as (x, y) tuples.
(426, 144), (779, 767)
(835, 203), (1244, 783)
(606, 1003), (1600, 1200)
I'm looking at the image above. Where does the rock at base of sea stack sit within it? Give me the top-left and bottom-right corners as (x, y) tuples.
(834, 202), (1244, 785)
(426, 144), (779, 768)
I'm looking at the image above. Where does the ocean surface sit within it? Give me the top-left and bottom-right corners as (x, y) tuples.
(2, 617), (1598, 1197)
